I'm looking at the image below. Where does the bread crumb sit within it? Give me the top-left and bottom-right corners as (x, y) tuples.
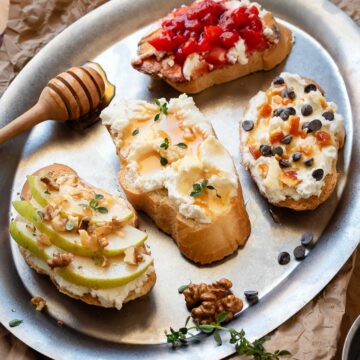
(31, 296), (46, 312)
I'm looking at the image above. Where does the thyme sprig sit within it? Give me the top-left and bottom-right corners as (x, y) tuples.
(160, 137), (169, 150)
(190, 180), (221, 198)
(165, 313), (290, 360)
(80, 194), (108, 214)
(154, 99), (168, 122)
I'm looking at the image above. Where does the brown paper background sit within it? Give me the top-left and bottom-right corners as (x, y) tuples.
(0, 1), (359, 359)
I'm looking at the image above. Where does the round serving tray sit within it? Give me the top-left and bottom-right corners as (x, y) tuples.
(0, 0), (359, 359)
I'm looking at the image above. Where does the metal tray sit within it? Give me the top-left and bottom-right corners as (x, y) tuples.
(0, 0), (359, 359)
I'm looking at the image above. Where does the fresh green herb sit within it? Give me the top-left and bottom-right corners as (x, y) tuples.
(176, 142), (188, 149)
(190, 180), (221, 198)
(83, 195), (109, 214)
(178, 284), (189, 294)
(44, 190), (50, 195)
(9, 319), (23, 328)
(36, 210), (45, 220)
(154, 99), (168, 121)
(165, 313), (291, 359)
(65, 220), (74, 231)
(160, 137), (169, 150)
(160, 157), (168, 166)
(132, 129), (139, 136)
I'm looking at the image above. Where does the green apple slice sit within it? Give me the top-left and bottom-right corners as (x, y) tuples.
(10, 221), (153, 289)
(12, 200), (147, 257)
(27, 175), (133, 224)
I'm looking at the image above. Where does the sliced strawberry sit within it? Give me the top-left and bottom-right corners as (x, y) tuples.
(204, 25), (223, 43)
(220, 31), (240, 48)
(205, 46), (227, 65)
(149, 32), (174, 52)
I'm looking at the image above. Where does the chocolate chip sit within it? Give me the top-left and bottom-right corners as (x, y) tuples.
(242, 120), (254, 131)
(260, 144), (272, 157)
(244, 290), (258, 301)
(301, 232), (313, 247)
(312, 168), (324, 181)
(302, 121), (310, 130)
(273, 76), (285, 85)
(301, 104), (313, 116)
(308, 119), (322, 132)
(322, 111), (334, 121)
(294, 245), (306, 260)
(286, 107), (296, 115)
(292, 152), (302, 162)
(304, 158), (314, 167)
(278, 252), (290, 265)
(279, 159), (291, 168)
(273, 108), (283, 117)
(272, 146), (283, 156)
(304, 83), (317, 93)
(282, 87), (296, 100)
(280, 110), (290, 121)
(280, 134), (293, 145)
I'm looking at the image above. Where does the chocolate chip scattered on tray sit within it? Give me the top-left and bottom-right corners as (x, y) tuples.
(244, 290), (258, 302)
(322, 111), (334, 121)
(242, 120), (254, 131)
(278, 252), (290, 265)
(293, 245), (306, 260)
(301, 232), (314, 246)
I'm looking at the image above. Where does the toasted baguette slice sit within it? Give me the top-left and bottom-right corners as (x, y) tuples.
(102, 94), (251, 264)
(240, 73), (345, 210)
(11, 164), (156, 309)
(132, 0), (293, 94)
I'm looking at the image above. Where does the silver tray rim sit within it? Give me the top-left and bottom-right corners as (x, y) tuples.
(0, 0), (359, 359)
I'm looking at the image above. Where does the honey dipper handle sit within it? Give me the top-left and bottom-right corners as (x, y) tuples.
(0, 103), (48, 145)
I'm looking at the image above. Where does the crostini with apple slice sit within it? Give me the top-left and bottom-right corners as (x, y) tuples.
(101, 94), (250, 264)
(10, 164), (156, 309)
(240, 73), (345, 210)
(132, 0), (293, 93)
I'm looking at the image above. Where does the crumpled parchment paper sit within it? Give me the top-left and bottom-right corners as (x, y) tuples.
(0, 0), (359, 359)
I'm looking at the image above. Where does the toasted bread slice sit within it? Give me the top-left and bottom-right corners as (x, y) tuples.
(240, 73), (345, 210)
(11, 164), (156, 309)
(102, 95), (251, 264)
(132, 0), (293, 94)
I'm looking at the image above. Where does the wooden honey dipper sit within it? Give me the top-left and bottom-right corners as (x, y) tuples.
(0, 65), (106, 144)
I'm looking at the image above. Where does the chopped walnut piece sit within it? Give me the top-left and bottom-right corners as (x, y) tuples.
(124, 246), (144, 265)
(31, 296), (46, 312)
(51, 215), (67, 232)
(79, 216), (91, 231)
(47, 253), (74, 269)
(182, 278), (243, 325)
(40, 176), (60, 191)
(36, 233), (51, 247)
(44, 205), (54, 221)
(98, 237), (109, 249)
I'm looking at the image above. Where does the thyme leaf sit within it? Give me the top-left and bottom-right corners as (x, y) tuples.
(189, 180), (221, 198)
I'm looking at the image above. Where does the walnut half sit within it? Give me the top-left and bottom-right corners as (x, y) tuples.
(47, 253), (74, 269)
(182, 278), (243, 325)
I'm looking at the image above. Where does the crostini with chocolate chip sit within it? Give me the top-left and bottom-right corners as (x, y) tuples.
(132, 0), (293, 94)
(10, 164), (156, 309)
(240, 73), (345, 211)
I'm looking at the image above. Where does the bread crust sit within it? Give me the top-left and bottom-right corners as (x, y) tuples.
(118, 161), (250, 265)
(132, 12), (293, 94)
(16, 163), (156, 308)
(240, 78), (345, 211)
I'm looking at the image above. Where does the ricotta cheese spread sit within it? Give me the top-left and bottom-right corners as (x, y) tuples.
(102, 94), (239, 223)
(24, 250), (154, 310)
(240, 72), (345, 203)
